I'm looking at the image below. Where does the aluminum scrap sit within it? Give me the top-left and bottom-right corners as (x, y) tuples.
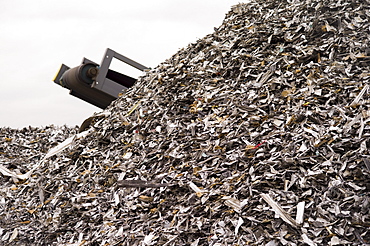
(1, 0), (370, 245)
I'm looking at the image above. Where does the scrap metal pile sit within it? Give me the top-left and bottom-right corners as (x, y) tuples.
(1, 0), (370, 245)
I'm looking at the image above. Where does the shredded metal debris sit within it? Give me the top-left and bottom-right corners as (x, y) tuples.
(1, 0), (370, 245)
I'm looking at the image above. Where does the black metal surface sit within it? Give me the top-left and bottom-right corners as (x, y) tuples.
(106, 69), (136, 88)
(53, 64), (70, 86)
(59, 63), (114, 109)
(61, 63), (95, 88)
(53, 48), (148, 109)
(69, 89), (114, 109)
(92, 48), (148, 97)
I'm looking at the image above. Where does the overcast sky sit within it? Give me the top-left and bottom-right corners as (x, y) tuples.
(0, 0), (244, 129)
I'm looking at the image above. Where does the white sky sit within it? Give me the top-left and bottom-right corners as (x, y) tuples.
(0, 0), (243, 128)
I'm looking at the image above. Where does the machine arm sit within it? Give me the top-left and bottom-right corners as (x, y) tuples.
(53, 48), (148, 109)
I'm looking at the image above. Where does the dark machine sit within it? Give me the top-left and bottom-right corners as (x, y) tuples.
(53, 48), (148, 109)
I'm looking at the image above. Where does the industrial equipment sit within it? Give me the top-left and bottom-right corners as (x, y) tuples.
(53, 48), (148, 109)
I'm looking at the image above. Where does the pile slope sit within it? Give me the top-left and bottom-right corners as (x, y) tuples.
(1, 0), (369, 245)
